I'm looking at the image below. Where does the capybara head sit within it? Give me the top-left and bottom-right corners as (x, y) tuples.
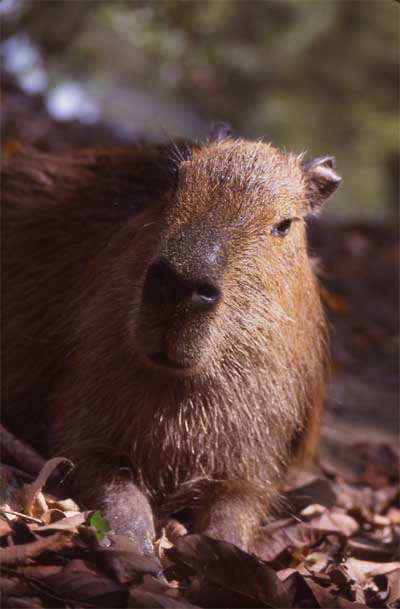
(132, 137), (341, 378)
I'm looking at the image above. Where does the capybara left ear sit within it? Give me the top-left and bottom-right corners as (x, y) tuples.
(209, 122), (232, 143)
(302, 156), (342, 213)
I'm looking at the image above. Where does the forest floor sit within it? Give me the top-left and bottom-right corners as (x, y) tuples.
(1, 77), (399, 608)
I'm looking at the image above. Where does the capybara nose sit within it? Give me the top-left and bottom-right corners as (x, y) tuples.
(143, 257), (221, 312)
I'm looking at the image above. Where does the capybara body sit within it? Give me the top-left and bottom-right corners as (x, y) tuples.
(2, 130), (341, 554)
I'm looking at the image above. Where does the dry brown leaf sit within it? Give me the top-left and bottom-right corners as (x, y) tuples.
(301, 551), (330, 574)
(277, 567), (298, 581)
(2, 595), (44, 609)
(256, 506), (359, 563)
(0, 531), (74, 566)
(346, 535), (399, 562)
(301, 503), (327, 518)
(328, 510), (360, 536)
(255, 520), (321, 562)
(40, 508), (70, 525)
(343, 557), (400, 583)
(36, 558), (128, 606)
(93, 534), (161, 585)
(0, 517), (12, 537)
(22, 457), (74, 518)
(45, 495), (80, 513)
(154, 528), (175, 569)
(386, 507), (400, 525)
(386, 569), (400, 606)
(0, 507), (42, 524)
(170, 534), (293, 608)
(284, 478), (337, 516)
(303, 575), (341, 607)
(30, 512), (88, 533)
(309, 510), (358, 536)
(16, 564), (64, 577)
(129, 583), (200, 608)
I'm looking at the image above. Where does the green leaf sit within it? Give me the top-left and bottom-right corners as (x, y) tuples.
(90, 511), (110, 542)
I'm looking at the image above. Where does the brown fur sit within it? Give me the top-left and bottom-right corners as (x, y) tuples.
(2, 136), (340, 553)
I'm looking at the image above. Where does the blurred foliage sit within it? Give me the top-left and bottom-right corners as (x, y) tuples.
(1, 0), (398, 218)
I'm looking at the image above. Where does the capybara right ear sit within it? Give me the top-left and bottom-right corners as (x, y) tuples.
(302, 156), (342, 214)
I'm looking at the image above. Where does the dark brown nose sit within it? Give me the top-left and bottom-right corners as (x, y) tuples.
(143, 257), (221, 313)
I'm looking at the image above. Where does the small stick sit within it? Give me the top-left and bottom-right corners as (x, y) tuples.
(0, 424), (46, 477)
(0, 508), (42, 524)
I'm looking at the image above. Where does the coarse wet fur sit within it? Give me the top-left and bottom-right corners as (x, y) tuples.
(2, 130), (341, 556)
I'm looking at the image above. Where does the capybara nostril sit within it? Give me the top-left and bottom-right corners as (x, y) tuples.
(188, 282), (220, 310)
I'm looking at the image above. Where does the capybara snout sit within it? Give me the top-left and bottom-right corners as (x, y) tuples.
(143, 256), (221, 315)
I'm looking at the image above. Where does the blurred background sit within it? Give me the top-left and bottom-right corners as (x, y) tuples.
(1, 0), (398, 218)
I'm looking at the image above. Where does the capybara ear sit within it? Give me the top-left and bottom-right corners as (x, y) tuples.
(208, 122), (232, 143)
(302, 156), (342, 214)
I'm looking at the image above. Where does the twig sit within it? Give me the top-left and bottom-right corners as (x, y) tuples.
(0, 424), (46, 476)
(0, 508), (42, 524)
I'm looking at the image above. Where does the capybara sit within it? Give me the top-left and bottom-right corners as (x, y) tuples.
(2, 125), (341, 556)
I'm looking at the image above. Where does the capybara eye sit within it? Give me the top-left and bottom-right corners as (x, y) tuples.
(272, 218), (292, 237)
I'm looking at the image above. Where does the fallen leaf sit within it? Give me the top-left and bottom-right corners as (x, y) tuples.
(255, 519), (320, 562)
(328, 510), (359, 536)
(284, 478), (337, 515)
(93, 534), (162, 585)
(17, 565), (64, 577)
(90, 510), (110, 542)
(169, 534), (293, 608)
(36, 558), (128, 606)
(0, 531), (74, 566)
(45, 496), (80, 513)
(301, 551), (330, 574)
(31, 512), (88, 533)
(22, 457), (74, 518)
(129, 584), (200, 608)
(386, 569), (400, 606)
(343, 557), (400, 582)
(0, 517), (12, 537)
(346, 535), (400, 562)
